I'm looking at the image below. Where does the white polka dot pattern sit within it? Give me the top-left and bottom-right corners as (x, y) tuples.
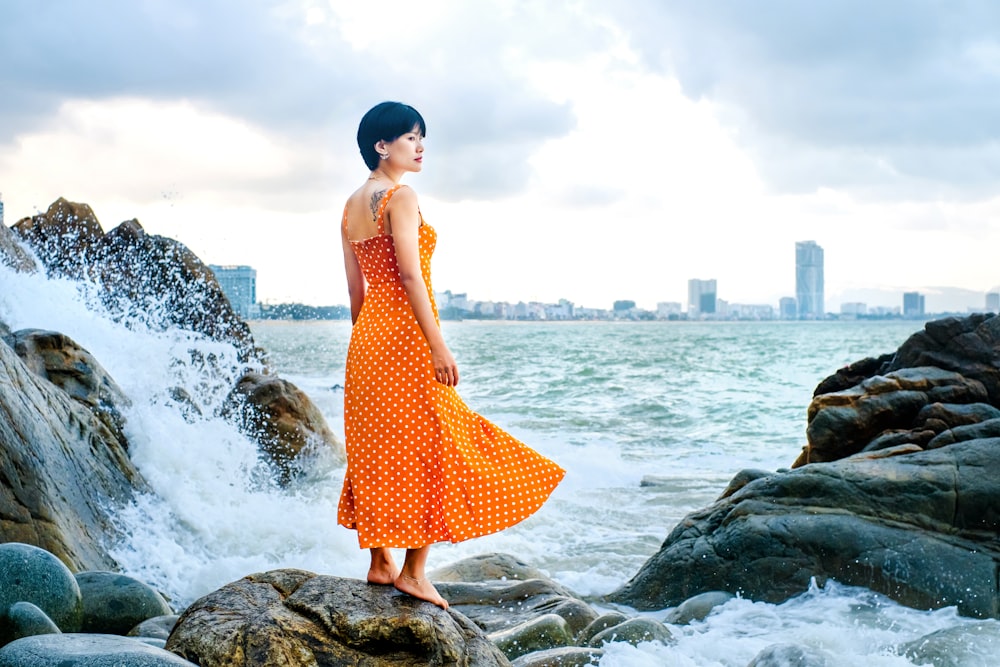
(337, 186), (565, 548)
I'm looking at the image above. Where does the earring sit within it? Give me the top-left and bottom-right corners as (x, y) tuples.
(379, 152), (389, 160)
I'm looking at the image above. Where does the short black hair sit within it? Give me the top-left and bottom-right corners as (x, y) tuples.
(357, 102), (427, 170)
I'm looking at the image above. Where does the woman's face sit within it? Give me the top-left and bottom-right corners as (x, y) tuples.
(381, 124), (424, 172)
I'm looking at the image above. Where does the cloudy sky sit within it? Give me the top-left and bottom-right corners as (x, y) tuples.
(2, 0), (999, 312)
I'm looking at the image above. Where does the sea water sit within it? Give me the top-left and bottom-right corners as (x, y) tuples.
(2, 260), (998, 665)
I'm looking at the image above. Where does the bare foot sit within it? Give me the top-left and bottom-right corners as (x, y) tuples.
(394, 573), (449, 609)
(367, 549), (399, 585)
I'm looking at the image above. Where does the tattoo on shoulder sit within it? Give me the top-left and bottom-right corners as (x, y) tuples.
(369, 189), (387, 221)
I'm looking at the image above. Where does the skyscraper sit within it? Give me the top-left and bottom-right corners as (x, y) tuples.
(903, 291), (925, 317)
(795, 241), (824, 319)
(210, 264), (258, 319)
(687, 278), (717, 317)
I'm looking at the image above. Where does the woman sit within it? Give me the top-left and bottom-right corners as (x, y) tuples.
(337, 101), (565, 609)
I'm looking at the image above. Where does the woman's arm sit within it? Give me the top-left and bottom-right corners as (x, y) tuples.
(387, 187), (460, 387)
(342, 221), (366, 324)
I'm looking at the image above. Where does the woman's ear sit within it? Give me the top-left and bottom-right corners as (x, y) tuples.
(375, 140), (388, 158)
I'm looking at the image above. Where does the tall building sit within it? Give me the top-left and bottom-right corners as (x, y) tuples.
(779, 297), (797, 320)
(903, 292), (925, 317)
(795, 241), (824, 319)
(0, 192), (5, 227)
(210, 264), (258, 319)
(687, 279), (717, 317)
(987, 291), (1000, 313)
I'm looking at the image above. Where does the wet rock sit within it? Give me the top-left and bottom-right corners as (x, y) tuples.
(608, 438), (1000, 618)
(746, 642), (833, 666)
(805, 366), (987, 464)
(12, 329), (130, 444)
(0, 218), (36, 272)
(928, 417), (1000, 449)
(75, 571), (173, 635)
(0, 602), (60, 647)
(663, 590), (735, 625)
(219, 371), (344, 481)
(587, 617), (673, 647)
(489, 613), (573, 660)
(127, 615), (180, 641)
(812, 353), (894, 396)
(437, 578), (598, 636)
(0, 543), (82, 634)
(431, 552), (549, 583)
(12, 198), (102, 279)
(719, 469), (772, 499)
(0, 633), (196, 666)
(165, 569), (508, 666)
(510, 646), (604, 667)
(0, 336), (147, 571)
(575, 612), (628, 646)
(899, 621), (1000, 667)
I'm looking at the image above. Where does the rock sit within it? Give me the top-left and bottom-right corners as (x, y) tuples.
(89, 217), (259, 362)
(510, 646), (604, 667)
(75, 571), (173, 635)
(0, 543), (83, 633)
(165, 569), (509, 666)
(804, 366), (988, 463)
(746, 642), (833, 666)
(0, 633), (196, 666)
(587, 617), (672, 647)
(437, 578), (598, 636)
(915, 402), (1000, 430)
(0, 218), (37, 272)
(12, 198), (103, 279)
(0, 602), (61, 647)
(127, 615), (180, 641)
(11, 329), (131, 444)
(899, 621), (1000, 667)
(719, 469), (772, 499)
(489, 613), (573, 660)
(575, 612), (628, 646)
(663, 590), (735, 625)
(431, 553), (549, 583)
(608, 438), (1000, 618)
(0, 336), (148, 571)
(219, 372), (344, 481)
(812, 353), (894, 396)
(928, 417), (1000, 449)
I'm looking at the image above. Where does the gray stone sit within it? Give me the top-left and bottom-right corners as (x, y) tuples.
(663, 591), (735, 625)
(746, 642), (833, 666)
(608, 438), (1000, 618)
(431, 552), (549, 583)
(928, 417), (1000, 449)
(718, 469), (772, 499)
(510, 646), (604, 667)
(0, 633), (195, 666)
(490, 613), (573, 660)
(0, 543), (82, 632)
(915, 402), (1000, 430)
(75, 571), (173, 635)
(0, 217), (36, 273)
(127, 614), (180, 640)
(900, 621), (1000, 667)
(575, 612), (628, 646)
(166, 569), (509, 666)
(437, 578), (596, 636)
(0, 602), (61, 647)
(587, 617), (672, 647)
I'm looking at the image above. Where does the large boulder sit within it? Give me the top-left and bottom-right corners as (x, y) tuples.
(608, 437), (1000, 618)
(801, 314), (1000, 465)
(0, 333), (148, 571)
(165, 569), (510, 666)
(11, 329), (130, 445)
(219, 372), (344, 481)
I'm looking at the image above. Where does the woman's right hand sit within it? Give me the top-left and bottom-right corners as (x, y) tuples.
(432, 344), (460, 387)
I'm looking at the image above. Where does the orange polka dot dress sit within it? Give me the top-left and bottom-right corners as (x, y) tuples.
(337, 185), (565, 549)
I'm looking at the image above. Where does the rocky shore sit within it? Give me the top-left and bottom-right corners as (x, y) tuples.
(3, 199), (1000, 665)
